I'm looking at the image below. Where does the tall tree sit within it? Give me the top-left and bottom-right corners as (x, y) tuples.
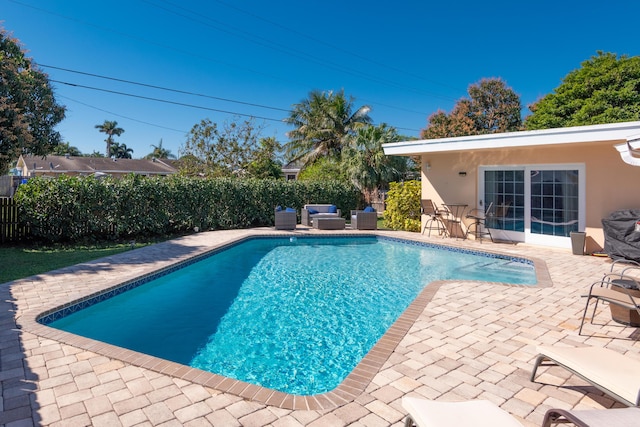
(110, 141), (134, 159)
(421, 78), (522, 139)
(342, 124), (410, 203)
(51, 142), (82, 156)
(525, 52), (640, 129)
(246, 137), (283, 179)
(95, 120), (124, 157)
(0, 27), (66, 173)
(145, 138), (176, 159)
(179, 118), (261, 177)
(284, 89), (372, 168)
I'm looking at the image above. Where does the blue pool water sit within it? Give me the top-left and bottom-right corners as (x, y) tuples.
(45, 236), (536, 395)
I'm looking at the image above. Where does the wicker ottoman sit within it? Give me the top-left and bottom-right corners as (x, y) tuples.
(313, 217), (345, 230)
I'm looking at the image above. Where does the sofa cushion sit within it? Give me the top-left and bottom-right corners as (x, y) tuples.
(314, 213), (338, 218)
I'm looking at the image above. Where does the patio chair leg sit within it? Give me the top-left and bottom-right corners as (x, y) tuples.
(578, 298), (591, 335)
(579, 294), (600, 335)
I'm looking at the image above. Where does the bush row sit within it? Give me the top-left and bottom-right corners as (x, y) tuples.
(14, 175), (361, 242)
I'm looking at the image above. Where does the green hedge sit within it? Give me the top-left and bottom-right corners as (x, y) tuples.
(14, 175), (360, 242)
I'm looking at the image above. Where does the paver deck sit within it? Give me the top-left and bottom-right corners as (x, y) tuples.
(2, 228), (639, 426)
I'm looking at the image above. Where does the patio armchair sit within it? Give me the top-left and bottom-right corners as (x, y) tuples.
(351, 207), (377, 230)
(274, 206), (297, 230)
(578, 266), (640, 335)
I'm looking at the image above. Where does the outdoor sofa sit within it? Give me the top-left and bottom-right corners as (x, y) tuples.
(301, 204), (341, 226)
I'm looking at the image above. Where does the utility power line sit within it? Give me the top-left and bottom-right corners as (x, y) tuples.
(51, 80), (285, 123)
(43, 64), (291, 113)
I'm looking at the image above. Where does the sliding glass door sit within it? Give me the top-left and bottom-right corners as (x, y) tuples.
(479, 164), (585, 247)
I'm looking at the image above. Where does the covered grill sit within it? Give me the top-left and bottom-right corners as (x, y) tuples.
(602, 209), (640, 262)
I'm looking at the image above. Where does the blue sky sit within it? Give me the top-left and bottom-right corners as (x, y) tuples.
(3, 0), (640, 159)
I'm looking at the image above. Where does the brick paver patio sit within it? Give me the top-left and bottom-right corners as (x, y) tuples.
(1, 228), (638, 426)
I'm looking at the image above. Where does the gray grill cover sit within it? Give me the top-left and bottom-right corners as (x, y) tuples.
(602, 209), (640, 262)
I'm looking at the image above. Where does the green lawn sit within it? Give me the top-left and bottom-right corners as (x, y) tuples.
(0, 241), (151, 284)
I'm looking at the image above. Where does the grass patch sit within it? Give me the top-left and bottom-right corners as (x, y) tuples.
(0, 240), (154, 284)
(377, 217), (390, 230)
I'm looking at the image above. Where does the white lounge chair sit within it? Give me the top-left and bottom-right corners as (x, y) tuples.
(531, 345), (640, 407)
(542, 406), (640, 427)
(401, 397), (523, 427)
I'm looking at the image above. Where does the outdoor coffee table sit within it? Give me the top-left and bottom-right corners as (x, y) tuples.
(313, 217), (346, 230)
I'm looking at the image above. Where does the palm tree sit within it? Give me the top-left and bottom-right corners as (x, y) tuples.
(284, 89), (371, 169)
(95, 120), (125, 158)
(342, 124), (408, 203)
(145, 139), (176, 159)
(110, 141), (134, 159)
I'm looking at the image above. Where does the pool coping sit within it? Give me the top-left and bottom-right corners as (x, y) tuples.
(16, 231), (552, 411)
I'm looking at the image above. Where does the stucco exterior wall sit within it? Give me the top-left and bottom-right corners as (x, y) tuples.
(421, 141), (640, 251)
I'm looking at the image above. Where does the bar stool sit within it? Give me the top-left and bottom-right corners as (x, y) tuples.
(465, 203), (493, 242)
(421, 199), (448, 237)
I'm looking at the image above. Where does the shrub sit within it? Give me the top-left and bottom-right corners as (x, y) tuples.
(383, 180), (421, 232)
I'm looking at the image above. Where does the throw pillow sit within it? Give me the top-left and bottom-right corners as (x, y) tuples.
(285, 207), (296, 212)
(308, 208), (318, 214)
(364, 206), (375, 212)
(328, 205), (337, 213)
(275, 205), (282, 211)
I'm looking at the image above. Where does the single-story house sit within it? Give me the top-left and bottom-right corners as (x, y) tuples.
(282, 160), (302, 181)
(382, 121), (640, 253)
(15, 155), (178, 179)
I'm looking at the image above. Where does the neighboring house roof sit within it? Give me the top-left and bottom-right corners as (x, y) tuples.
(383, 121), (640, 165)
(16, 155), (178, 176)
(153, 158), (183, 169)
(282, 160), (302, 173)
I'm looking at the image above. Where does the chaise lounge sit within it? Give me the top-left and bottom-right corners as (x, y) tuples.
(530, 345), (640, 407)
(541, 406), (640, 427)
(402, 395), (640, 427)
(401, 397), (523, 427)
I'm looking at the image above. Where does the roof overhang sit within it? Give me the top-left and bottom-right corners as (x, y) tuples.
(383, 121), (640, 157)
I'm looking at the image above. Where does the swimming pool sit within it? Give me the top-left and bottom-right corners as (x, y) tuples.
(41, 235), (536, 395)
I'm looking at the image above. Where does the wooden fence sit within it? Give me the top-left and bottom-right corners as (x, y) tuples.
(0, 198), (29, 243)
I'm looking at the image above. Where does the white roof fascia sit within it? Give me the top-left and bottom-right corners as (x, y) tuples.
(614, 138), (640, 166)
(383, 121), (640, 156)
